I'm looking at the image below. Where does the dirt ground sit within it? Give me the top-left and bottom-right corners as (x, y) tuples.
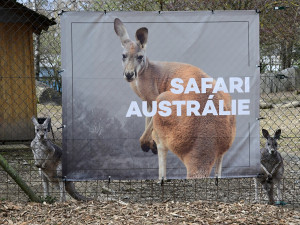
(1, 200), (300, 225)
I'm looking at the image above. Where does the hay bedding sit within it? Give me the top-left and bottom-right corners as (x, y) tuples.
(1, 200), (299, 225)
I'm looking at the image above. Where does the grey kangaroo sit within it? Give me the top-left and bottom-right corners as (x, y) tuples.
(31, 116), (90, 202)
(254, 129), (284, 205)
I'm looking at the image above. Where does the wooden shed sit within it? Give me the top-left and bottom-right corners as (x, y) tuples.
(0, 0), (56, 142)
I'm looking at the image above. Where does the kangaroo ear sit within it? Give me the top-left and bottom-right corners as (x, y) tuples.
(135, 27), (148, 49)
(262, 129), (270, 139)
(114, 18), (130, 47)
(32, 116), (39, 126)
(43, 117), (51, 126)
(274, 129), (281, 140)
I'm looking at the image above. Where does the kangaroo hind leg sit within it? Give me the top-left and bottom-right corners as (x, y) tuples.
(152, 130), (168, 180)
(215, 153), (225, 179)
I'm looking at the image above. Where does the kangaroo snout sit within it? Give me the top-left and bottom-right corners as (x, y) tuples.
(35, 163), (42, 168)
(268, 146), (277, 155)
(124, 71), (135, 81)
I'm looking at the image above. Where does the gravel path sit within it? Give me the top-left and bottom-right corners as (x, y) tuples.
(1, 200), (300, 225)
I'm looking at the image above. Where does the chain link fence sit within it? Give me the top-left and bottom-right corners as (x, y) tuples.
(0, 0), (299, 209)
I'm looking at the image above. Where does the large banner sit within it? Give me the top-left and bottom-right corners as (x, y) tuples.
(61, 11), (260, 180)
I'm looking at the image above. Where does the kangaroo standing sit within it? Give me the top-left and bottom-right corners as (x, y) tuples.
(114, 18), (236, 179)
(31, 116), (89, 201)
(254, 129), (284, 205)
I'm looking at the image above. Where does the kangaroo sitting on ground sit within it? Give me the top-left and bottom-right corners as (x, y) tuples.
(114, 18), (236, 179)
(254, 129), (284, 205)
(31, 116), (90, 202)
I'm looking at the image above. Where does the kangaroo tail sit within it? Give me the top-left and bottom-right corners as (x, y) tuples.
(65, 181), (92, 201)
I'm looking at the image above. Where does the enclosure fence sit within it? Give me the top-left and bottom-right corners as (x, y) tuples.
(0, 0), (299, 209)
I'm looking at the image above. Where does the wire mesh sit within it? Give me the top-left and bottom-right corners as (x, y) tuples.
(0, 0), (299, 209)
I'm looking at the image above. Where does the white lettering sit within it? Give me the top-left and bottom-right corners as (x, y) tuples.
(213, 78), (228, 93)
(184, 78), (200, 94)
(126, 101), (142, 117)
(170, 78), (184, 94)
(187, 101), (200, 116)
(172, 101), (186, 116)
(142, 101), (157, 117)
(202, 100), (218, 115)
(158, 101), (172, 117)
(231, 100), (237, 115)
(238, 99), (250, 115)
(201, 78), (213, 93)
(229, 77), (243, 93)
(219, 100), (231, 115)
(245, 77), (250, 93)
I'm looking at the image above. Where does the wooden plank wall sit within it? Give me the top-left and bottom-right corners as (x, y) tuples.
(0, 23), (37, 141)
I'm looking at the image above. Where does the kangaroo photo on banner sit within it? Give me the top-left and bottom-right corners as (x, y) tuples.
(61, 11), (260, 180)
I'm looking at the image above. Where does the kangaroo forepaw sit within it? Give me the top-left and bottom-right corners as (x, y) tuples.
(151, 141), (157, 154)
(141, 143), (150, 152)
(141, 141), (157, 154)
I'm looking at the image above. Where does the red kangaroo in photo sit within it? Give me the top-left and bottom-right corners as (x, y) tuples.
(114, 18), (236, 179)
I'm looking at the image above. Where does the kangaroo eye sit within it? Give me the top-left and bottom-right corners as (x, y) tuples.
(137, 55), (144, 61)
(36, 129), (39, 132)
(44, 129), (47, 132)
(122, 54), (127, 59)
(267, 143), (270, 146)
